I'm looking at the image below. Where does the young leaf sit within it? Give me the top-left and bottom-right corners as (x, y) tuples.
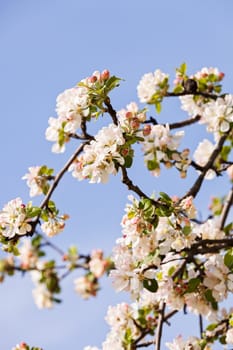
(143, 278), (158, 293)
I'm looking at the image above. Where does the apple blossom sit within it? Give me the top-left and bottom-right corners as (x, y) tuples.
(0, 198), (32, 239)
(193, 139), (216, 179)
(137, 69), (169, 103)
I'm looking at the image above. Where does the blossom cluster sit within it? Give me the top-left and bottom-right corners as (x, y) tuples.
(69, 123), (126, 183)
(0, 64), (232, 350)
(45, 69), (120, 153)
(140, 124), (188, 177)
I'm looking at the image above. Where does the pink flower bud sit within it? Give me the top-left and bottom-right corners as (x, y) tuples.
(125, 111), (132, 119)
(100, 69), (110, 81)
(201, 73), (208, 78)
(219, 72), (225, 80)
(143, 125), (151, 136)
(88, 75), (97, 84)
(62, 254), (68, 261)
(121, 148), (129, 156)
(131, 118), (140, 130)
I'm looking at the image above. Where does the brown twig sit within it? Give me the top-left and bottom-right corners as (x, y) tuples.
(143, 115), (201, 129)
(120, 166), (153, 201)
(39, 142), (87, 210)
(183, 133), (228, 199)
(155, 302), (166, 350)
(219, 186), (233, 230)
(104, 97), (118, 125)
(165, 91), (219, 100)
(169, 115), (201, 129)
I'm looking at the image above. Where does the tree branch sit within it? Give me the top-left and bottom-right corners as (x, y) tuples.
(143, 115), (201, 129)
(219, 186), (233, 230)
(155, 302), (166, 350)
(165, 91), (219, 100)
(183, 133), (228, 199)
(120, 166), (152, 200)
(39, 142), (87, 210)
(169, 115), (201, 129)
(104, 97), (118, 125)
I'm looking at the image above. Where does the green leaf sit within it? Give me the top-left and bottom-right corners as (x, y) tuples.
(40, 211), (48, 222)
(124, 328), (132, 345)
(204, 289), (218, 310)
(179, 62), (187, 75)
(206, 323), (217, 331)
(182, 225), (191, 236)
(143, 278), (158, 293)
(186, 277), (201, 293)
(173, 85), (184, 94)
(224, 222), (233, 236)
(32, 235), (42, 247)
(159, 192), (172, 204)
(221, 145), (231, 161)
(48, 200), (56, 210)
(155, 205), (173, 217)
(104, 76), (121, 93)
(27, 206), (41, 218)
(155, 101), (162, 114)
(219, 335), (226, 345)
(224, 249), (233, 270)
(124, 155), (133, 168)
(147, 159), (159, 171)
(167, 266), (176, 277)
(213, 85), (222, 94)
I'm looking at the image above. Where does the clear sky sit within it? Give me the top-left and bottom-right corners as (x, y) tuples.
(0, 1), (233, 349)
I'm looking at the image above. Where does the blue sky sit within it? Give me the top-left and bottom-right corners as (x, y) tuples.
(0, 1), (233, 349)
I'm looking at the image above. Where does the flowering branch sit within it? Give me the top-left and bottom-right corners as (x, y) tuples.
(183, 132), (228, 199)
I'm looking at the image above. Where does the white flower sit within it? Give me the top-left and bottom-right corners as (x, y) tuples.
(201, 94), (233, 135)
(45, 117), (66, 153)
(166, 335), (201, 350)
(0, 198), (31, 238)
(194, 66), (222, 80)
(137, 69), (169, 103)
(11, 344), (28, 350)
(193, 139), (216, 179)
(32, 283), (53, 309)
(74, 275), (98, 299)
(141, 124), (184, 176)
(41, 219), (65, 237)
(89, 250), (107, 278)
(226, 328), (233, 344)
(46, 86), (90, 153)
(22, 166), (44, 197)
(194, 217), (225, 240)
(69, 124), (125, 183)
(180, 95), (205, 117)
(56, 86), (89, 123)
(18, 239), (38, 269)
